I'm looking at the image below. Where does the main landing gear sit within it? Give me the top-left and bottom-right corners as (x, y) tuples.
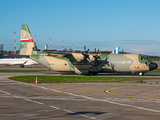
(20, 65), (24, 68)
(92, 72), (98, 75)
(85, 72), (98, 75)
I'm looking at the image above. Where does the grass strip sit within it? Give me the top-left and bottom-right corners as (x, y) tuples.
(148, 69), (160, 73)
(8, 76), (159, 83)
(0, 70), (45, 72)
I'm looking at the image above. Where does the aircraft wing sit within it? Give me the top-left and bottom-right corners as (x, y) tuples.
(46, 52), (73, 58)
(46, 51), (100, 64)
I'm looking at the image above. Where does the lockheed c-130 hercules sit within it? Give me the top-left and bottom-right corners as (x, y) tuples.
(20, 24), (158, 76)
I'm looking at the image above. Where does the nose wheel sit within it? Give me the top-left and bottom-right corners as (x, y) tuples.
(139, 72), (144, 76)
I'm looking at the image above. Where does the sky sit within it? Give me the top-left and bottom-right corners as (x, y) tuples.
(0, 0), (160, 56)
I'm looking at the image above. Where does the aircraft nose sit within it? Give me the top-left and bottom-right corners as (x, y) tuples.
(149, 62), (158, 71)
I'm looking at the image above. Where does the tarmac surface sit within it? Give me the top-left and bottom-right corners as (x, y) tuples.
(0, 64), (160, 120)
(154, 61), (160, 69)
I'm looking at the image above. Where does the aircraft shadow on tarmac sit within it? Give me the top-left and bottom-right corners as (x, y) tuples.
(59, 72), (160, 76)
(67, 111), (106, 115)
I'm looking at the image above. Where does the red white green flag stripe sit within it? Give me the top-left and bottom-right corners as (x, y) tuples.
(20, 39), (34, 43)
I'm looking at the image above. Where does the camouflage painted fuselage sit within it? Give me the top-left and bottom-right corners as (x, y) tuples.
(29, 51), (152, 74)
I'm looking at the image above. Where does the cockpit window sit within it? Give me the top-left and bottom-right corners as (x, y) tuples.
(141, 56), (151, 62)
(139, 55), (151, 67)
(148, 57), (151, 62)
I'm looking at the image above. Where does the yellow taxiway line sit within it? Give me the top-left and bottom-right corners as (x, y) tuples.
(105, 85), (160, 101)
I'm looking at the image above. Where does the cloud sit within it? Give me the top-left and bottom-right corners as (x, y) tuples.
(128, 44), (160, 56)
(119, 40), (160, 45)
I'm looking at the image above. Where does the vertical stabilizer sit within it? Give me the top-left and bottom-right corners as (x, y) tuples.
(20, 25), (35, 55)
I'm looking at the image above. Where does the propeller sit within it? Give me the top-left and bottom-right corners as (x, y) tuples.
(81, 46), (101, 64)
(82, 52), (90, 64)
(93, 48), (100, 65)
(82, 46), (90, 64)
(93, 55), (100, 65)
(94, 48), (100, 54)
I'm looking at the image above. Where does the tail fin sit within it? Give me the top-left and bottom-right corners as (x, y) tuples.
(112, 47), (120, 54)
(20, 24), (36, 55)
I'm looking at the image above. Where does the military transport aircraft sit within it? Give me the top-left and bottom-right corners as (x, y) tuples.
(19, 24), (157, 76)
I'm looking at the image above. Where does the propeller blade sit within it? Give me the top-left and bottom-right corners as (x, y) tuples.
(97, 49), (100, 53)
(84, 46), (86, 53)
(87, 49), (89, 53)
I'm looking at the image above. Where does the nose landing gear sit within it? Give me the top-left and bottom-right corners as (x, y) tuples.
(139, 72), (144, 76)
